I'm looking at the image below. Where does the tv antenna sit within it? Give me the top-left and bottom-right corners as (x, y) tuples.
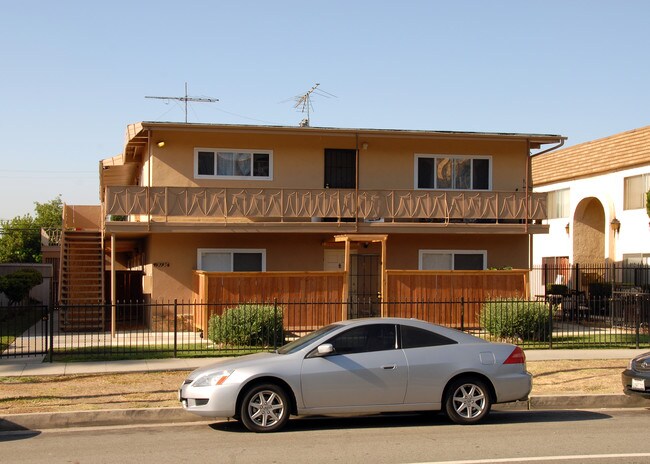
(145, 82), (218, 123)
(291, 83), (336, 127)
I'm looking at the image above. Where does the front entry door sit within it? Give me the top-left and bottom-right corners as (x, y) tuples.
(349, 254), (381, 318)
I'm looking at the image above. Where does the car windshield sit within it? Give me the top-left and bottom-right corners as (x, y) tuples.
(276, 324), (341, 354)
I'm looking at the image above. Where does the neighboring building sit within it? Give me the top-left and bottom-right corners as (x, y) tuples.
(59, 122), (564, 330)
(532, 125), (650, 269)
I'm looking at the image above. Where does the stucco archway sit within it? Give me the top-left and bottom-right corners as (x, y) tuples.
(572, 197), (606, 264)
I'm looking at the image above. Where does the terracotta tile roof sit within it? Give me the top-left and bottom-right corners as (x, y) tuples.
(532, 125), (650, 186)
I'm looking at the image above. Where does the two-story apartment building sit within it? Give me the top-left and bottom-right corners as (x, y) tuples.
(59, 122), (564, 331)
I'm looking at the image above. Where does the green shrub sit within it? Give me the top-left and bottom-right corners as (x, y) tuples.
(0, 269), (43, 306)
(208, 303), (284, 347)
(480, 299), (550, 342)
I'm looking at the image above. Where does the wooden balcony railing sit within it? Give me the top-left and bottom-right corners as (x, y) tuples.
(105, 186), (547, 222)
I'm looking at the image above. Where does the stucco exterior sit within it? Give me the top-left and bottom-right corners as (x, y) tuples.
(92, 122), (564, 303)
(532, 126), (650, 266)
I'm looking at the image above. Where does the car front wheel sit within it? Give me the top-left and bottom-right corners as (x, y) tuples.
(240, 384), (289, 433)
(444, 378), (491, 425)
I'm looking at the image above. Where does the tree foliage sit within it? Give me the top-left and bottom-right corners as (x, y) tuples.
(0, 268), (43, 305)
(0, 196), (63, 263)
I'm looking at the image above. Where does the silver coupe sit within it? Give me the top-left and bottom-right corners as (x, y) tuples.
(179, 317), (531, 432)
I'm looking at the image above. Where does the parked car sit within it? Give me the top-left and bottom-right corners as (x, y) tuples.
(179, 317), (532, 432)
(622, 351), (650, 399)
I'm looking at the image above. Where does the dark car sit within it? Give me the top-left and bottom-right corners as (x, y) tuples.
(622, 351), (650, 399)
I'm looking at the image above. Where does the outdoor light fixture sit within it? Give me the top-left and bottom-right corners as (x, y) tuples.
(611, 218), (621, 234)
(362, 142), (368, 150)
(565, 223), (570, 235)
(157, 141), (166, 148)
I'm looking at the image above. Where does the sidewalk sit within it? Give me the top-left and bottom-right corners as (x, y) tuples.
(1, 348), (648, 377)
(1, 348), (648, 432)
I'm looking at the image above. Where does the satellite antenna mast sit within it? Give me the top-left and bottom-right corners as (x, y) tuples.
(145, 82), (218, 123)
(292, 83), (335, 127)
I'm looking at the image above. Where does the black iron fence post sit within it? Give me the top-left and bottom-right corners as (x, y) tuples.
(273, 298), (278, 350)
(460, 297), (465, 332)
(634, 293), (641, 350)
(49, 304), (54, 362)
(174, 299), (178, 358)
(548, 300), (554, 350)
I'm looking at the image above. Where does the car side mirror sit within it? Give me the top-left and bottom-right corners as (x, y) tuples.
(316, 343), (335, 357)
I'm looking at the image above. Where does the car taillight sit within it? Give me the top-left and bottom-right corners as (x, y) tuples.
(503, 346), (526, 364)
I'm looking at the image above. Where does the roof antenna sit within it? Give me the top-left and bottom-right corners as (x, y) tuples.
(145, 82), (219, 123)
(291, 83), (336, 127)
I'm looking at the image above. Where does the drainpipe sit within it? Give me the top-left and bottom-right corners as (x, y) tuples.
(527, 138), (565, 271)
(355, 133), (360, 232)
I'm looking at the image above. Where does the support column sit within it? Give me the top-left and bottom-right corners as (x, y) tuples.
(111, 233), (116, 337)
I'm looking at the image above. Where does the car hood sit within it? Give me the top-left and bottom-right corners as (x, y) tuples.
(187, 352), (281, 379)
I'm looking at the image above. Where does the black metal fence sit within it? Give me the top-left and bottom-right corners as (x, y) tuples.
(2, 295), (649, 361)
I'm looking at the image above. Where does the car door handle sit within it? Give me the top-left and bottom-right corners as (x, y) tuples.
(381, 364), (397, 370)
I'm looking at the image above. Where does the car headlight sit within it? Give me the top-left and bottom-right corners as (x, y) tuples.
(192, 370), (234, 387)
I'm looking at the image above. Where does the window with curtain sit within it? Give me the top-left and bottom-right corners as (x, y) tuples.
(624, 174), (650, 210)
(416, 155), (491, 190)
(195, 149), (272, 179)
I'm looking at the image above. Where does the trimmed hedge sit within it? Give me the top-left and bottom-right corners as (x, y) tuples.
(208, 303), (284, 347)
(0, 268), (43, 306)
(480, 299), (550, 342)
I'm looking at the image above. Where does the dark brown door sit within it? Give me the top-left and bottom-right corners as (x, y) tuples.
(324, 148), (356, 189)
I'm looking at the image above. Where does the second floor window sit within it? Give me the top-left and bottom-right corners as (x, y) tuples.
(547, 188), (570, 219)
(624, 173), (650, 210)
(416, 155), (491, 190)
(195, 149), (272, 180)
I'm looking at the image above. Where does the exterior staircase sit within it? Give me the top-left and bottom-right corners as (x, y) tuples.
(59, 230), (104, 331)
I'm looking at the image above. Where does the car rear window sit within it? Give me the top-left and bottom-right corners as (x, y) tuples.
(400, 325), (457, 349)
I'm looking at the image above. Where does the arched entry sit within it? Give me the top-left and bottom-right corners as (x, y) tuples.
(572, 197), (606, 263)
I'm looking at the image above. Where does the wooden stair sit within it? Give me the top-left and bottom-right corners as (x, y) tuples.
(59, 230), (104, 331)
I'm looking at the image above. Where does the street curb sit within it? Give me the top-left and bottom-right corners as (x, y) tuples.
(0, 407), (212, 432)
(1, 395), (648, 432)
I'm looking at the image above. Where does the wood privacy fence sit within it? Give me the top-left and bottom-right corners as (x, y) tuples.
(193, 269), (528, 331)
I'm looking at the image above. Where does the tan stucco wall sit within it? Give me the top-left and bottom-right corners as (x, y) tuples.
(144, 232), (529, 301)
(144, 129), (528, 192)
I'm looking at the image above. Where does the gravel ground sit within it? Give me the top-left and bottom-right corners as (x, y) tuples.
(0, 359), (628, 415)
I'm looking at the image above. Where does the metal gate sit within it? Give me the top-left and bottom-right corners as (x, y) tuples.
(0, 304), (50, 358)
(348, 254), (381, 319)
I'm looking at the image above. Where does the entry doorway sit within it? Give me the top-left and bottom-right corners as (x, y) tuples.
(349, 254), (381, 319)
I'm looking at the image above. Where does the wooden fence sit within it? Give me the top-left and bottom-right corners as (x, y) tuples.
(193, 269), (528, 331)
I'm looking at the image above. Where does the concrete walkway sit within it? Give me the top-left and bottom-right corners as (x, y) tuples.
(1, 348), (648, 377)
(1, 348), (649, 432)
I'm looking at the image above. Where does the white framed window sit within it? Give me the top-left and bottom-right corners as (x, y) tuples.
(195, 148), (273, 180)
(197, 249), (266, 272)
(415, 154), (491, 190)
(419, 250), (487, 270)
(547, 188), (570, 219)
(624, 174), (650, 210)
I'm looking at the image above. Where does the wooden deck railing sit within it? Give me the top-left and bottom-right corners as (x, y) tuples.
(106, 186), (547, 222)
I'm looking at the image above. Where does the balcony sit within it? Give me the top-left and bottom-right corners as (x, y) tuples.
(104, 186), (548, 233)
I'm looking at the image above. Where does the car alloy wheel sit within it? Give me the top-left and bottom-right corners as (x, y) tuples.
(240, 384), (289, 433)
(445, 378), (491, 424)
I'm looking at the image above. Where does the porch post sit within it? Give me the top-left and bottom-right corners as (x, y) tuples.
(342, 238), (350, 321)
(381, 236), (387, 316)
(111, 233), (116, 337)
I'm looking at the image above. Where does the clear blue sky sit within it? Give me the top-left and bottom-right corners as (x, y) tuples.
(1, 0), (649, 220)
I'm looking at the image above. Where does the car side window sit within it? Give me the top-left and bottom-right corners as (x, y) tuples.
(328, 324), (396, 355)
(400, 325), (457, 349)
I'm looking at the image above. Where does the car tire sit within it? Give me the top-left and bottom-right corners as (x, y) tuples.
(240, 383), (290, 433)
(444, 378), (491, 425)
